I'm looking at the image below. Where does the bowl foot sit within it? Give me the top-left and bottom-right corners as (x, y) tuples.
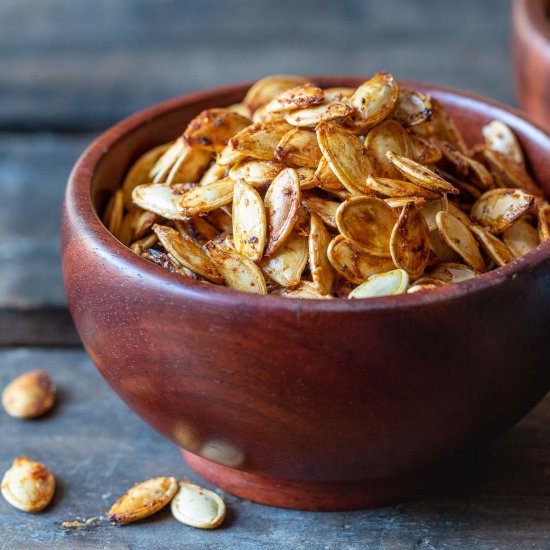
(181, 449), (462, 511)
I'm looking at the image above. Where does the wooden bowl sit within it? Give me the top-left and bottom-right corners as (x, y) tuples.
(513, 0), (550, 128)
(62, 78), (550, 511)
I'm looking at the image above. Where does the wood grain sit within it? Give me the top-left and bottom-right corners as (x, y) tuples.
(0, 0), (513, 131)
(0, 348), (549, 549)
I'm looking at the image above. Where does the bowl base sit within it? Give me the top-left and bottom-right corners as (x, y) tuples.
(181, 449), (462, 511)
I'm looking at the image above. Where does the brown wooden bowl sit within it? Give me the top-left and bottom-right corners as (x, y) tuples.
(513, 0), (550, 128)
(62, 78), (550, 511)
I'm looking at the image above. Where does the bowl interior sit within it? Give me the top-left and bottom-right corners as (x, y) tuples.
(76, 77), (550, 308)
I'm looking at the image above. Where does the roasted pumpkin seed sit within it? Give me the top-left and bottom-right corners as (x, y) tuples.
(316, 121), (373, 195)
(503, 218), (539, 258)
(470, 188), (534, 234)
(1, 457), (55, 512)
(108, 477), (178, 524)
(348, 269), (409, 298)
(205, 241), (267, 294)
(264, 168), (301, 255)
(2, 369), (55, 419)
(327, 235), (395, 284)
(390, 202), (431, 278)
(171, 481), (226, 529)
(335, 197), (397, 257)
(153, 224), (222, 283)
(436, 211), (486, 272)
(232, 181), (267, 261)
(309, 212), (335, 295)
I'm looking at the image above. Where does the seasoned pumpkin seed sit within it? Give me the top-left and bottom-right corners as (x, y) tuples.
(264, 168), (301, 255)
(327, 235), (395, 284)
(205, 241), (267, 294)
(470, 224), (515, 267)
(285, 101), (354, 127)
(316, 121), (373, 195)
(108, 477), (178, 524)
(436, 211), (486, 272)
(503, 218), (539, 258)
(153, 224), (222, 283)
(309, 212), (335, 295)
(178, 178), (235, 216)
(232, 181), (267, 261)
(260, 231), (308, 287)
(1, 457), (55, 512)
(335, 197), (397, 257)
(2, 369), (55, 419)
(348, 269), (409, 298)
(386, 151), (458, 195)
(390, 202), (431, 278)
(171, 481), (226, 529)
(470, 188), (534, 234)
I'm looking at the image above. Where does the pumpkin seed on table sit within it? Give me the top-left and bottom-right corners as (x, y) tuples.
(1, 457), (55, 512)
(2, 369), (55, 419)
(104, 74), (545, 298)
(108, 477), (178, 524)
(171, 481), (226, 529)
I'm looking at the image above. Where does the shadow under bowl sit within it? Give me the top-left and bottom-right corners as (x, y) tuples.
(62, 77), (550, 510)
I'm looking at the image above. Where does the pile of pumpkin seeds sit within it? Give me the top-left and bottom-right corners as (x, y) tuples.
(103, 73), (550, 298)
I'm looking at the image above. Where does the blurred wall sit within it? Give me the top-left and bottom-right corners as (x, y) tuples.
(1, 0), (512, 130)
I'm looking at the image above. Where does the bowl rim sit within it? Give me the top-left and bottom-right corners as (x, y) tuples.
(65, 77), (550, 313)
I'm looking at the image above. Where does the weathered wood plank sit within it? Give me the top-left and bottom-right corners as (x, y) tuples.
(0, 134), (92, 345)
(0, 348), (549, 549)
(0, 0), (513, 130)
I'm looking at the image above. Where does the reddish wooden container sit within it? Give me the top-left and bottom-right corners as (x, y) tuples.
(62, 79), (550, 510)
(513, 0), (550, 128)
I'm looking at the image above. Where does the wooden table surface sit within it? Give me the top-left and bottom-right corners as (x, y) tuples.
(2, 0), (550, 548)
